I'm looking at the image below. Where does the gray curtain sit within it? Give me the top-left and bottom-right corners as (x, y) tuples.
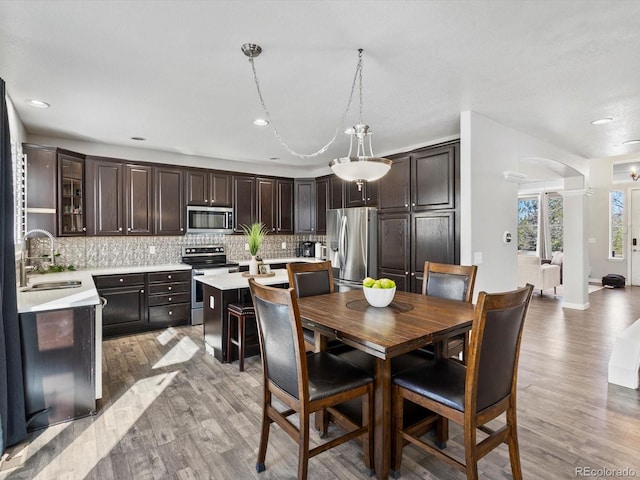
(0, 78), (27, 452)
(539, 191), (552, 260)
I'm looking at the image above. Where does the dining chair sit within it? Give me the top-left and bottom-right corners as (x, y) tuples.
(286, 261), (336, 352)
(422, 261), (478, 363)
(391, 284), (534, 480)
(248, 278), (374, 480)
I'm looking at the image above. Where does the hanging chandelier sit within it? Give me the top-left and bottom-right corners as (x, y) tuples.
(241, 44), (391, 189)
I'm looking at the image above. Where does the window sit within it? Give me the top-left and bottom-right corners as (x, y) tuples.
(547, 193), (563, 253)
(518, 196), (538, 253)
(610, 190), (624, 259)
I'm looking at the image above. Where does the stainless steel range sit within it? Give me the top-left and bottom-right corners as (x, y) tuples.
(181, 245), (239, 325)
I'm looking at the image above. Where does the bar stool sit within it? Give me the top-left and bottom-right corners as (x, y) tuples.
(226, 302), (257, 372)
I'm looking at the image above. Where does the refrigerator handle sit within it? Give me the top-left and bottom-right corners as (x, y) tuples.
(339, 215), (348, 269)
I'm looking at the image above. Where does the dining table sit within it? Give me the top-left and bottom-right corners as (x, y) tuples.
(296, 288), (475, 480)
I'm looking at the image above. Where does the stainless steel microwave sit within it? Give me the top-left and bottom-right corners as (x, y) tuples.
(186, 206), (234, 234)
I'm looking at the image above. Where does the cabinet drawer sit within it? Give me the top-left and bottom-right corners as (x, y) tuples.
(148, 270), (191, 284)
(148, 282), (190, 295)
(148, 303), (190, 324)
(148, 292), (191, 307)
(94, 273), (145, 289)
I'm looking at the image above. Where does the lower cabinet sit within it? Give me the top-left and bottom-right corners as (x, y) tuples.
(95, 269), (191, 337)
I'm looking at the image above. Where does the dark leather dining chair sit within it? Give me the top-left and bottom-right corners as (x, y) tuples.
(391, 284), (534, 480)
(286, 261), (336, 352)
(248, 278), (374, 480)
(422, 261), (478, 363)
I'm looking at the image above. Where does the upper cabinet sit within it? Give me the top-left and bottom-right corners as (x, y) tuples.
(379, 143), (458, 213)
(185, 169), (231, 206)
(294, 179), (316, 234)
(256, 177), (294, 234)
(329, 175), (345, 209)
(85, 157), (153, 236)
(315, 177), (329, 234)
(233, 175), (256, 233)
(276, 178), (294, 234)
(155, 166), (185, 235)
(346, 180), (377, 207)
(58, 151), (86, 236)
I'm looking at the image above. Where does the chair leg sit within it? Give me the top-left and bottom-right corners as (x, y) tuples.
(256, 393), (271, 473)
(238, 315), (245, 372)
(464, 423), (479, 480)
(298, 413), (310, 480)
(506, 406), (523, 480)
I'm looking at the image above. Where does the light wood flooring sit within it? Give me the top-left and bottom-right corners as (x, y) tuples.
(2, 286), (640, 480)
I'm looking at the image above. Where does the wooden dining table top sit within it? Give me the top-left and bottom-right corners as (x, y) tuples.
(296, 289), (475, 359)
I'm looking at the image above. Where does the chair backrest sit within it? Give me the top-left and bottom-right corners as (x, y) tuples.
(466, 284), (534, 413)
(248, 278), (308, 401)
(422, 262), (478, 303)
(286, 260), (334, 298)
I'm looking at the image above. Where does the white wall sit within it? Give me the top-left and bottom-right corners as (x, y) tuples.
(6, 94), (27, 146)
(588, 155), (640, 282)
(460, 111), (590, 304)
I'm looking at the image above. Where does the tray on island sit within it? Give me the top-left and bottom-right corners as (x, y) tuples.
(241, 271), (276, 278)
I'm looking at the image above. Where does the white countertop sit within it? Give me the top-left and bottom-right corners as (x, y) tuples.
(233, 257), (324, 266)
(17, 264), (191, 313)
(17, 270), (101, 313)
(196, 269), (289, 290)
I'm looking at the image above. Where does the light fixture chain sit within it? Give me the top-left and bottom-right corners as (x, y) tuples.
(247, 51), (363, 159)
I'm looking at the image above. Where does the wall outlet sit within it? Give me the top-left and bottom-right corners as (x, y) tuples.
(281, 242), (286, 249)
(244, 243), (249, 251)
(149, 246), (156, 254)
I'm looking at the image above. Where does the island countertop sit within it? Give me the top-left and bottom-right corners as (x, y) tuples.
(195, 268), (289, 290)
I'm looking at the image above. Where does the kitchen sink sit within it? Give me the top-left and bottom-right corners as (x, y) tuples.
(22, 280), (82, 292)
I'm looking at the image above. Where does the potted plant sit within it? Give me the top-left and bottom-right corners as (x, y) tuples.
(241, 222), (268, 274)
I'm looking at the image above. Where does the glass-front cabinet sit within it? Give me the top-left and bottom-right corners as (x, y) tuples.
(58, 151), (86, 236)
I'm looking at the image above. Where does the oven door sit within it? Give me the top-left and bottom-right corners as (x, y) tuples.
(191, 267), (237, 325)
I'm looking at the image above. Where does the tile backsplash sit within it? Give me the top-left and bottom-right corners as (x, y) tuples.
(28, 234), (326, 269)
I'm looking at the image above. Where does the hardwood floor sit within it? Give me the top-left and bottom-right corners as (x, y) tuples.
(2, 286), (640, 479)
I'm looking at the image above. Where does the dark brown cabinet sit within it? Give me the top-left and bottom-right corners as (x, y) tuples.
(346, 180), (378, 207)
(95, 273), (147, 337)
(86, 158), (153, 236)
(329, 175), (345, 209)
(276, 178), (294, 234)
(377, 141), (459, 293)
(294, 179), (316, 234)
(316, 177), (329, 234)
(147, 270), (191, 326)
(233, 175), (256, 232)
(185, 169), (231, 206)
(58, 151), (86, 236)
(155, 166), (184, 235)
(23, 144), (57, 234)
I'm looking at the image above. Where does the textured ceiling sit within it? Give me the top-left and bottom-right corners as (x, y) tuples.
(2, 1), (640, 175)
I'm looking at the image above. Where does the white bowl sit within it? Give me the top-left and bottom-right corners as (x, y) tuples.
(363, 286), (396, 307)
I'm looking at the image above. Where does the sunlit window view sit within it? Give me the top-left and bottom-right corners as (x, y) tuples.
(518, 196), (539, 253)
(518, 194), (563, 255)
(610, 190), (624, 258)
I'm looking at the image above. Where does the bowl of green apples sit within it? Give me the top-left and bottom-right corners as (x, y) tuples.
(362, 277), (397, 307)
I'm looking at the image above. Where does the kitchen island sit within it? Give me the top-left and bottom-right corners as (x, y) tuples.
(196, 269), (289, 362)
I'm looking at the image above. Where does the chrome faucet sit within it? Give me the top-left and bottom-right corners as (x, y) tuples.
(20, 229), (56, 287)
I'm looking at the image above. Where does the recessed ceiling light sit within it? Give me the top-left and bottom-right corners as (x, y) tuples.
(253, 119), (269, 126)
(130, 136), (146, 141)
(269, 157), (280, 161)
(25, 99), (50, 108)
(623, 139), (640, 145)
(591, 117), (613, 125)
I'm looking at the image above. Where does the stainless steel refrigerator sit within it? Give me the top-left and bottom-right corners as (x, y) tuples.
(326, 207), (377, 289)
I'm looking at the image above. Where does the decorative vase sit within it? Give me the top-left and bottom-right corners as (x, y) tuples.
(249, 255), (259, 275)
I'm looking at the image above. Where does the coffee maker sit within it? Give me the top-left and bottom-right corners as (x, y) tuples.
(298, 241), (314, 257)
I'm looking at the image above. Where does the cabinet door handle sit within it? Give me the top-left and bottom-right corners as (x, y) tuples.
(140, 289), (144, 294)
(411, 272), (415, 276)
(204, 199), (209, 203)
(119, 278), (124, 283)
(180, 228), (183, 232)
(82, 227), (87, 232)
(118, 227), (123, 232)
(127, 227), (131, 232)
(405, 272), (409, 275)
(168, 297), (172, 302)
(412, 203), (416, 207)
(168, 275), (172, 279)
(168, 286), (172, 291)
(168, 310), (173, 316)
(404, 204), (409, 208)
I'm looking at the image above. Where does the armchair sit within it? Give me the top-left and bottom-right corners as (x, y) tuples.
(517, 255), (561, 295)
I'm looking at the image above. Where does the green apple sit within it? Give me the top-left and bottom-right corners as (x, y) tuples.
(372, 280), (382, 288)
(363, 277), (376, 287)
(379, 278), (395, 289)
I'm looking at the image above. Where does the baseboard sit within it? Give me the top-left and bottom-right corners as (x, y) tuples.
(562, 301), (590, 310)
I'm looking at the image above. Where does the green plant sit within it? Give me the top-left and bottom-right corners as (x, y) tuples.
(240, 222), (268, 256)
